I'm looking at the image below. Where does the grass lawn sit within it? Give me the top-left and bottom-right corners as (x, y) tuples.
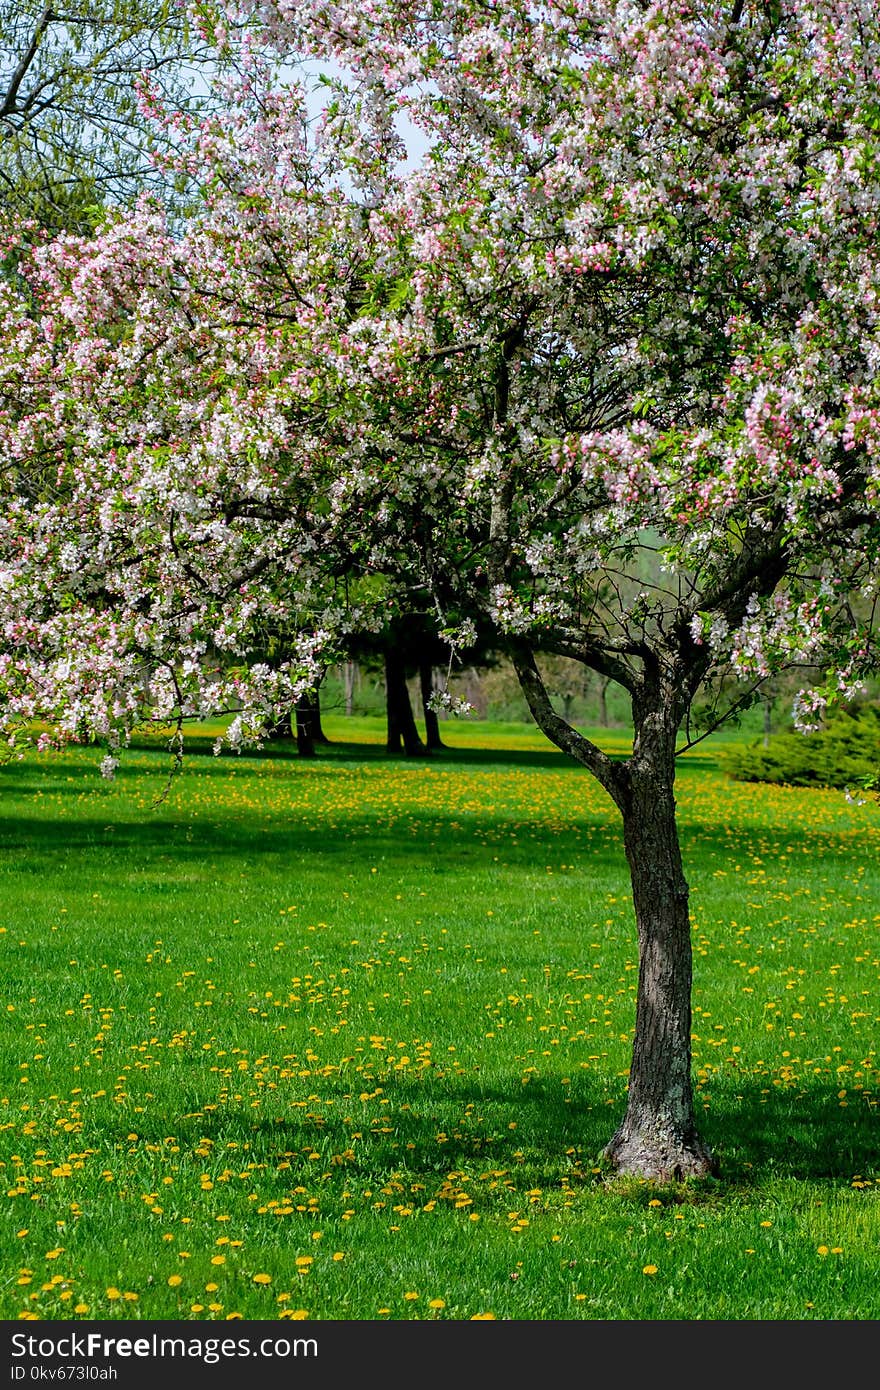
(1, 715), (879, 1321)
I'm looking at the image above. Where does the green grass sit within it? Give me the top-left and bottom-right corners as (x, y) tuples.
(1, 716), (879, 1321)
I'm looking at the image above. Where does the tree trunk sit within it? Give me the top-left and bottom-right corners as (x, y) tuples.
(267, 710), (294, 741)
(385, 649), (425, 755)
(598, 677), (610, 728)
(603, 739), (716, 1180)
(294, 688), (329, 752)
(762, 696), (772, 749)
(295, 695), (317, 758)
(311, 688), (331, 744)
(420, 661), (445, 751)
(341, 661), (357, 717)
(510, 644), (714, 1181)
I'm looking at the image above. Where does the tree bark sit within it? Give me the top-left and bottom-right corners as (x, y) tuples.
(603, 729), (716, 1180)
(420, 661), (446, 751)
(385, 649), (425, 755)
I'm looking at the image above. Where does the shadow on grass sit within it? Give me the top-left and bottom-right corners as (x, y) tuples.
(701, 1082), (880, 1184)
(0, 788), (865, 880)
(116, 729), (633, 772)
(92, 1069), (880, 1193)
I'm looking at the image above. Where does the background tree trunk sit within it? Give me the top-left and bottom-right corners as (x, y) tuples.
(306, 687), (331, 744)
(267, 710), (294, 740)
(385, 649), (425, 755)
(420, 660), (445, 751)
(295, 695), (317, 758)
(341, 660), (358, 717)
(598, 677), (610, 728)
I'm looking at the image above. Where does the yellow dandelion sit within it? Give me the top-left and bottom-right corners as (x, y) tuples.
(642, 1265), (658, 1276)
(428, 1298), (446, 1309)
(470, 1312), (496, 1320)
(73, 1304), (89, 1315)
(252, 1273), (272, 1285)
(403, 1292), (419, 1301)
(225, 1313), (242, 1320)
(190, 1304), (204, 1314)
(106, 1288), (121, 1300)
(817, 1245), (829, 1256)
(167, 1275), (183, 1287)
(210, 1256), (226, 1266)
(332, 1252), (345, 1261)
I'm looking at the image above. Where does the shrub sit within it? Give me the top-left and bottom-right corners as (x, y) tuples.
(722, 702), (880, 791)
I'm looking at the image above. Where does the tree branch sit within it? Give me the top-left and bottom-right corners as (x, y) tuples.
(511, 642), (629, 810)
(0, 4), (55, 121)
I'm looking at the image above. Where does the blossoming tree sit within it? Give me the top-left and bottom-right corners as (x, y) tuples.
(3, 0), (880, 1178)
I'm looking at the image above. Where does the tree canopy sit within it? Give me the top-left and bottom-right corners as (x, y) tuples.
(0, 0), (223, 230)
